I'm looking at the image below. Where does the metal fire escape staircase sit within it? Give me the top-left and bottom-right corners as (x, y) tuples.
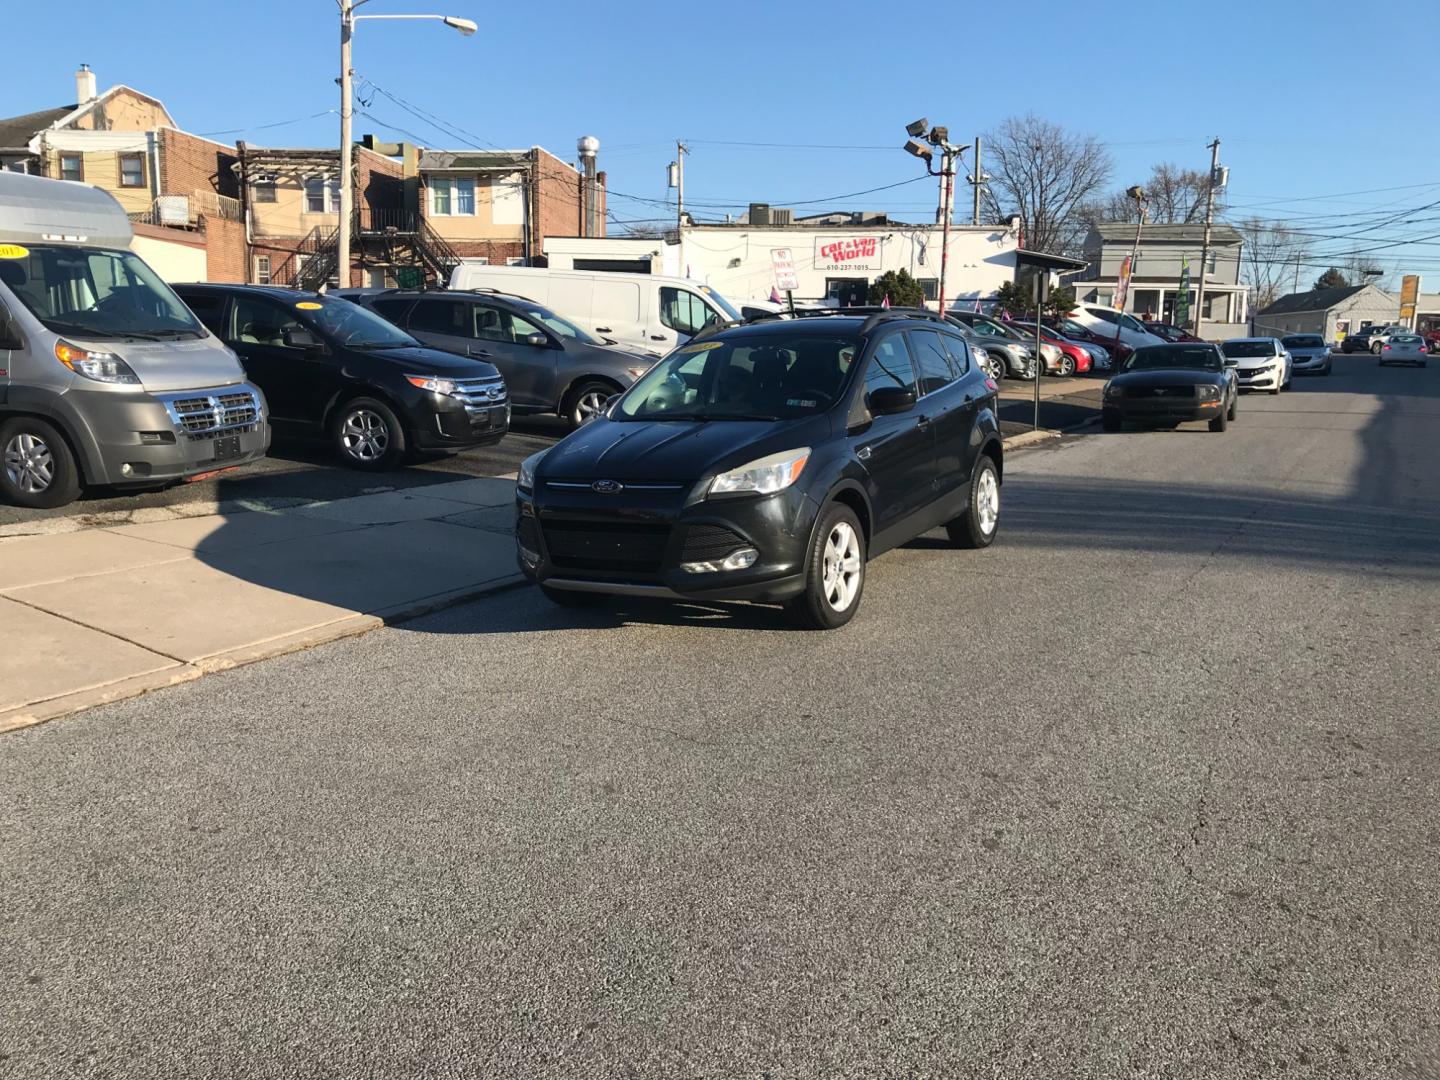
(295, 212), (462, 291)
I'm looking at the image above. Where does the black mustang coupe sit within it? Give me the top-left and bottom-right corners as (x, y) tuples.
(1101, 343), (1238, 433)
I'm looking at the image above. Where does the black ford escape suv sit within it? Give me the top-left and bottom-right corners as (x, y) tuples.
(515, 311), (1004, 629)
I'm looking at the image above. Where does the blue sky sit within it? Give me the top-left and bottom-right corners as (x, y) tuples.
(7, 0), (1440, 282)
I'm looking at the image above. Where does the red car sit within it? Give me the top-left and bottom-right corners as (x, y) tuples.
(1004, 320), (1093, 375)
(1144, 321), (1205, 344)
(1039, 316), (1133, 368)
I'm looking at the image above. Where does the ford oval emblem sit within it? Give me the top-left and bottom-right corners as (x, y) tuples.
(591, 479), (624, 494)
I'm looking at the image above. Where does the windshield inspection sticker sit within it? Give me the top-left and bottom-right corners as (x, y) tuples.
(0, 244), (29, 259)
(678, 341), (723, 353)
(295, 301), (323, 310)
(787, 398), (818, 408)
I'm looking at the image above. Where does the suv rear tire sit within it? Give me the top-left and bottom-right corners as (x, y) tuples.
(562, 379), (617, 429)
(0, 417), (82, 509)
(332, 397), (405, 471)
(946, 455), (1000, 549)
(785, 503), (865, 630)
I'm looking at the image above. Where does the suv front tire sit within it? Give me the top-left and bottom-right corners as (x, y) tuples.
(786, 503), (866, 630)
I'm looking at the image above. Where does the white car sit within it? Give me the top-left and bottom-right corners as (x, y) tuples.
(1221, 337), (1292, 394)
(1066, 303), (1168, 351)
(1377, 333), (1428, 367)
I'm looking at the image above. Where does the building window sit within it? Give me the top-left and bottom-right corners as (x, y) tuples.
(506, 257), (524, 267)
(118, 153), (146, 188)
(304, 176), (339, 213)
(917, 277), (939, 301)
(429, 177), (476, 216)
(254, 255), (271, 285)
(59, 154), (83, 183)
(252, 174), (277, 203)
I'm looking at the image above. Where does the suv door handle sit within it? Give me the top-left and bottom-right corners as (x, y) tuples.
(916, 414), (932, 430)
(467, 347), (492, 358)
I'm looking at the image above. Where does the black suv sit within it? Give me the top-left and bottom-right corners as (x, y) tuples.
(175, 285), (508, 470)
(515, 312), (1004, 629)
(341, 288), (656, 429)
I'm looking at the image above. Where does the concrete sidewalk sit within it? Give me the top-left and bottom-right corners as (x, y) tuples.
(0, 430), (1065, 733)
(0, 476), (521, 733)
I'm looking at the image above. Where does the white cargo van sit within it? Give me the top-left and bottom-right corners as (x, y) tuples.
(0, 172), (268, 508)
(448, 264), (741, 353)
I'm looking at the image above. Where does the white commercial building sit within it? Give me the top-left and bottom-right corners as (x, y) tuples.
(543, 222), (1022, 308)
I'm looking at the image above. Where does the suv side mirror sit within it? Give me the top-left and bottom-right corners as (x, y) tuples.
(869, 386), (916, 416)
(523, 331), (550, 349)
(0, 303), (23, 350)
(1223, 358), (1239, 367)
(282, 326), (322, 350)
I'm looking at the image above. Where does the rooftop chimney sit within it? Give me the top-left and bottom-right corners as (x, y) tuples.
(75, 64), (97, 104)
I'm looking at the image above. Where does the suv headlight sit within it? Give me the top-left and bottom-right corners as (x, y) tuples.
(707, 447), (810, 498)
(406, 374), (459, 395)
(54, 340), (140, 384)
(517, 448), (549, 493)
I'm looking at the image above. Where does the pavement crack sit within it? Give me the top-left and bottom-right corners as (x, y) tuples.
(0, 592), (186, 665)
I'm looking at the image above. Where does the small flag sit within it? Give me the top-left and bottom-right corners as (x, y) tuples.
(685, 264), (691, 278)
(972, 294), (982, 312)
(881, 294), (891, 309)
(770, 285), (782, 303)
(1175, 258), (1191, 327)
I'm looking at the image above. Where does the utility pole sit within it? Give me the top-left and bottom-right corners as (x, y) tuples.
(970, 135), (984, 226)
(337, 0), (355, 291)
(937, 145), (957, 315)
(675, 140), (688, 236)
(1193, 137), (1221, 339)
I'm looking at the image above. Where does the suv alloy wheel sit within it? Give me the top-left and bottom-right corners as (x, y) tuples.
(785, 503), (866, 630)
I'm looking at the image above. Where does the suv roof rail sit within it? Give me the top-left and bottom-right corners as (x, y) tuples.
(855, 307), (949, 335)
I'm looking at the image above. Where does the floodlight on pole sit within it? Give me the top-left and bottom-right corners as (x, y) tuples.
(906, 118), (929, 139)
(903, 139), (933, 165)
(902, 116), (966, 318)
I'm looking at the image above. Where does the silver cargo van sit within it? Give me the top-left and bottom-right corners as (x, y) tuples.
(0, 172), (268, 508)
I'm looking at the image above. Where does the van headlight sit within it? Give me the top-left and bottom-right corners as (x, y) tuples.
(517, 448), (549, 493)
(707, 447), (810, 498)
(54, 340), (140, 384)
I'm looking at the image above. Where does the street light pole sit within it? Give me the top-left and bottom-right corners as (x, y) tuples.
(335, 4), (475, 291)
(903, 118), (963, 314)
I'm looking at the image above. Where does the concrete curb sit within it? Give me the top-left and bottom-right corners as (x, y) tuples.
(0, 572), (527, 735)
(1002, 428), (1064, 450)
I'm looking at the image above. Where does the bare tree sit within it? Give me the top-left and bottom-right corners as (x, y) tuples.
(1237, 216), (1311, 311)
(1077, 163), (1213, 229)
(982, 114), (1112, 255)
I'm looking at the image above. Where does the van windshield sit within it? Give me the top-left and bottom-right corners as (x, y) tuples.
(617, 332), (858, 421)
(0, 245), (203, 340)
(698, 286), (741, 322)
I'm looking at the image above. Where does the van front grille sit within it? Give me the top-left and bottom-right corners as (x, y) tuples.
(160, 388), (261, 438)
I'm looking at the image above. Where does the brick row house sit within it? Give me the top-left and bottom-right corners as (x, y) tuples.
(2, 66), (607, 289)
(0, 66), (247, 282)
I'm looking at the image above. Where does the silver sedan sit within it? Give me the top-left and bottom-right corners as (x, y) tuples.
(1378, 334), (1429, 367)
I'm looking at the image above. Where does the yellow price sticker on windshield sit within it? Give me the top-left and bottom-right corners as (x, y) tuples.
(0, 244), (29, 259)
(295, 301), (323, 310)
(679, 341), (723, 353)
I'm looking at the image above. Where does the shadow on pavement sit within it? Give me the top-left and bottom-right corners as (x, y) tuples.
(187, 354), (1439, 637)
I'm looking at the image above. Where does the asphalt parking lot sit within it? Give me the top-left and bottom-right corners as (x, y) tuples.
(4, 355), (1436, 1078)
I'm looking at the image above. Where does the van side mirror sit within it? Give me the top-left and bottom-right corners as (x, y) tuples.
(869, 386), (916, 416)
(0, 305), (22, 350)
(282, 327), (322, 350)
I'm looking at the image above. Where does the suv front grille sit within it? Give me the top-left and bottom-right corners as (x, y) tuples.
(681, 524), (748, 562)
(541, 518), (670, 575)
(452, 378), (507, 411)
(161, 389), (261, 439)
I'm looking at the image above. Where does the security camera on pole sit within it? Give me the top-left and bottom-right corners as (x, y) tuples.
(903, 119), (966, 315)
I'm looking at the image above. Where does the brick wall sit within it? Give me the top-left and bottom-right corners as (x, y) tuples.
(533, 147), (585, 250)
(157, 128), (239, 201)
(447, 239), (525, 265)
(203, 215), (247, 282)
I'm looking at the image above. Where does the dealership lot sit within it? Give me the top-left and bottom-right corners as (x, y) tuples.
(4, 356), (1437, 1076)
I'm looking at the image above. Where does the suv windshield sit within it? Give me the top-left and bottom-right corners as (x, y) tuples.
(305, 298), (418, 348)
(515, 302), (603, 346)
(0, 244), (202, 340)
(1125, 345), (1222, 371)
(617, 332), (859, 422)
(1282, 335), (1325, 348)
(1221, 340), (1276, 359)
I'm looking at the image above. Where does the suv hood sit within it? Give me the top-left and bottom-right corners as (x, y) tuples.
(364, 344), (502, 380)
(541, 415), (825, 483)
(77, 334), (248, 394)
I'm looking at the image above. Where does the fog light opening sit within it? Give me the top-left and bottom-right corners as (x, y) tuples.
(682, 547), (759, 574)
(519, 545), (540, 567)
